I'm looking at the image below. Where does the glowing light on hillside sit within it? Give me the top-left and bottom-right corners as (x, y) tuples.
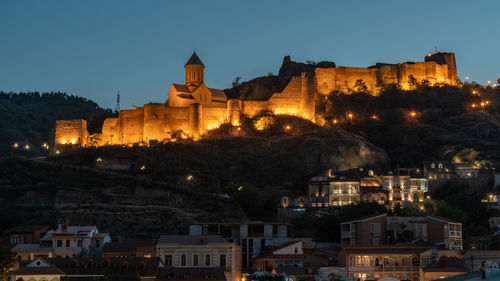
(24, 144), (30, 150)
(186, 174), (194, 181)
(13, 143), (19, 148)
(140, 165), (146, 171)
(472, 90), (478, 95)
(410, 111), (417, 118)
(332, 119), (338, 125)
(371, 114), (378, 120)
(55, 150), (60, 155)
(347, 113), (354, 120)
(96, 157), (103, 162)
(284, 125), (291, 130)
(465, 76), (469, 80)
(238, 186), (244, 191)
(471, 104), (476, 108)
(237, 127), (241, 131)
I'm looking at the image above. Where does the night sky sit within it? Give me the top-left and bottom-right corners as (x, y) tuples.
(1, 0), (499, 109)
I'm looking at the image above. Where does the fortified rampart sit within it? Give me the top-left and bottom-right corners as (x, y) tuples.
(54, 52), (458, 148)
(315, 52), (457, 95)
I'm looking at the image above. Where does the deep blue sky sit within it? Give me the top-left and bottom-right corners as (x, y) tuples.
(1, 1), (499, 109)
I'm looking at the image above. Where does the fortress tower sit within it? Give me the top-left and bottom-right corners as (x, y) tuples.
(185, 51), (205, 92)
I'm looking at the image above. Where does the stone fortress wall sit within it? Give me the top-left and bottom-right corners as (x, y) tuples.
(54, 52), (457, 148)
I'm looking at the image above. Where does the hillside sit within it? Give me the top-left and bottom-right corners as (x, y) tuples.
(0, 116), (388, 238)
(0, 92), (115, 158)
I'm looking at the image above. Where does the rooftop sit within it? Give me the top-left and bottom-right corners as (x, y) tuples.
(103, 241), (156, 253)
(158, 235), (229, 245)
(5, 225), (49, 234)
(343, 245), (433, 255)
(185, 52), (205, 67)
(157, 267), (226, 281)
(11, 243), (53, 252)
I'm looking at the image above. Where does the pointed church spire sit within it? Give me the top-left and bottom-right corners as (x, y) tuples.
(185, 51), (205, 67)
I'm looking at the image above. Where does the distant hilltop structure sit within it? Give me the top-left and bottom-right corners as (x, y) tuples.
(54, 51), (457, 148)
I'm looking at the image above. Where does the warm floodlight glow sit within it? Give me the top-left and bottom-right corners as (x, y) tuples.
(410, 111), (417, 117)
(187, 174), (194, 181)
(332, 119), (338, 124)
(140, 165), (146, 171)
(13, 143), (19, 148)
(24, 144), (30, 150)
(285, 125), (291, 130)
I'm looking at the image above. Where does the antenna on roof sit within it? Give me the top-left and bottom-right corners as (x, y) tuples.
(434, 46), (438, 53)
(115, 91), (120, 113)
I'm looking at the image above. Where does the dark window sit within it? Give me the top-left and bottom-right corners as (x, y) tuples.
(205, 254), (211, 266)
(95, 240), (100, 247)
(165, 255), (172, 266)
(220, 254), (226, 268)
(181, 254), (187, 266)
(193, 254), (199, 266)
(57, 240), (62, 247)
(65, 240), (70, 247)
(78, 240), (82, 247)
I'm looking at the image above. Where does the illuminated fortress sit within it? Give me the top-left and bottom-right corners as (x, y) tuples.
(55, 51), (457, 147)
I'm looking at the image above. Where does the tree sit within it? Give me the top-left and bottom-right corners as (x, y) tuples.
(232, 76), (241, 88)
(0, 247), (14, 281)
(353, 79), (368, 93)
(408, 75), (417, 90)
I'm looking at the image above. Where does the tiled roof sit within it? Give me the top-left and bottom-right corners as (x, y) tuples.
(103, 241), (156, 253)
(173, 84), (191, 93)
(256, 254), (306, 260)
(158, 235), (229, 245)
(421, 257), (468, 272)
(426, 215), (460, 224)
(208, 88), (227, 98)
(47, 257), (160, 277)
(341, 213), (387, 224)
(177, 94), (195, 100)
(53, 225), (96, 235)
(157, 267), (226, 281)
(92, 233), (110, 239)
(360, 178), (382, 187)
(343, 245), (432, 255)
(185, 52), (205, 67)
(5, 225), (49, 233)
(14, 258), (64, 276)
(11, 244), (53, 252)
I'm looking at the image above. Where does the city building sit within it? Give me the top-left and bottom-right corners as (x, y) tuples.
(11, 257), (161, 281)
(341, 214), (463, 250)
(341, 214), (387, 247)
(11, 223), (111, 260)
(308, 168), (428, 209)
(103, 241), (156, 258)
(4, 225), (49, 246)
(189, 222), (292, 271)
(420, 256), (469, 281)
(339, 245), (436, 281)
(156, 235), (241, 281)
(156, 267), (227, 281)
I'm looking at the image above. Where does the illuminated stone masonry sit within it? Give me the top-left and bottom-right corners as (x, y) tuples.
(54, 51), (457, 148)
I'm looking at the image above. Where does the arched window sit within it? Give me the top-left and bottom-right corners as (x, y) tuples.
(438, 163), (443, 169)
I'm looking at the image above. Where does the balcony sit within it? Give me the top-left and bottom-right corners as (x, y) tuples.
(444, 230), (462, 237)
(350, 265), (420, 272)
(341, 231), (356, 238)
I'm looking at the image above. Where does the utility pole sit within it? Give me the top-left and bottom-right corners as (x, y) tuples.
(115, 91), (120, 113)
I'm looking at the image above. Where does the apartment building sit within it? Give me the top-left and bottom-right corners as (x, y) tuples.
(156, 235), (241, 281)
(341, 214), (463, 250)
(189, 222), (292, 271)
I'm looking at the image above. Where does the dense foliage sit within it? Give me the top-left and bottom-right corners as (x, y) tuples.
(316, 84), (500, 168)
(0, 92), (114, 158)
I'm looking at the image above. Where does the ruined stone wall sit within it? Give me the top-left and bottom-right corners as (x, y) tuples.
(165, 107), (190, 134)
(119, 107), (144, 144)
(315, 56), (457, 95)
(143, 103), (166, 142)
(101, 118), (119, 145)
(55, 119), (89, 147)
(202, 107), (227, 130)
